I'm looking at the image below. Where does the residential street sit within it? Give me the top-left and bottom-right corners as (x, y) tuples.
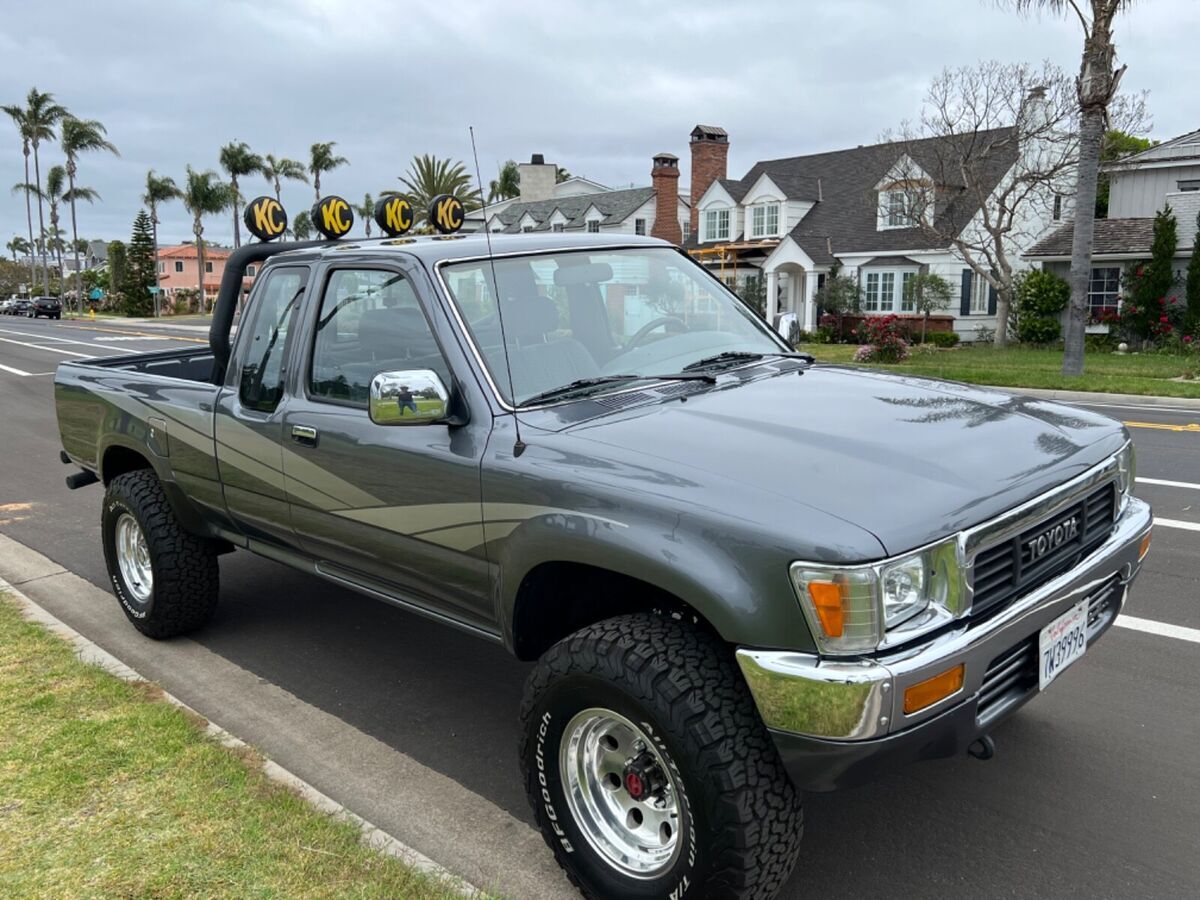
(2, 316), (1198, 897)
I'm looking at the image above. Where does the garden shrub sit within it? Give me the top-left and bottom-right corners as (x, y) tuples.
(1014, 269), (1069, 344)
(926, 332), (960, 348)
(853, 314), (909, 363)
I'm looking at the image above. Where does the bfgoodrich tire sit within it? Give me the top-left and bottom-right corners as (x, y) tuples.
(519, 614), (803, 900)
(101, 468), (219, 638)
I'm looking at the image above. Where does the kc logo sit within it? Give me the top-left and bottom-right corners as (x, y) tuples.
(374, 195), (413, 237)
(243, 196), (287, 241)
(312, 195), (354, 239)
(428, 194), (464, 234)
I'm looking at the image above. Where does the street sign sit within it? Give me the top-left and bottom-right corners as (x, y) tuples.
(89, 288), (104, 300)
(148, 287), (160, 295)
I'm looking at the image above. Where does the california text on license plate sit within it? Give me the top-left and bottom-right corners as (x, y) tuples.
(1038, 600), (1089, 690)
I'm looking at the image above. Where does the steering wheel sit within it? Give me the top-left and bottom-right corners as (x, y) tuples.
(626, 316), (689, 351)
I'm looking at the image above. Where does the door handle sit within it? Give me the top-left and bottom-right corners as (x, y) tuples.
(291, 424), (318, 446)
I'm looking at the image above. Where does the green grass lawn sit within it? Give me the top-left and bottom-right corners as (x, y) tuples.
(0, 593), (471, 899)
(804, 343), (1200, 398)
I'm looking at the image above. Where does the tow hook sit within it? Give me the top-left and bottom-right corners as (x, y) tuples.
(967, 735), (996, 761)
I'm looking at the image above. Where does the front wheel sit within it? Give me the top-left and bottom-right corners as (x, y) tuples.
(520, 615), (803, 899)
(102, 468), (219, 638)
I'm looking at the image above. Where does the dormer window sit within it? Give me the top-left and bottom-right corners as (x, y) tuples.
(878, 183), (928, 230)
(704, 207), (730, 242)
(750, 203), (780, 238)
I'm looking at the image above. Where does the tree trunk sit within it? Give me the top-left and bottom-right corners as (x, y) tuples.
(314, 171), (320, 204)
(995, 286), (1012, 349)
(22, 148), (36, 295)
(195, 220), (205, 315)
(151, 206), (161, 317)
(231, 175), (241, 248)
(67, 163), (82, 316)
(32, 141), (49, 294)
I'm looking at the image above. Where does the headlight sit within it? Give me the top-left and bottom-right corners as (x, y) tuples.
(1116, 441), (1135, 512)
(792, 538), (964, 655)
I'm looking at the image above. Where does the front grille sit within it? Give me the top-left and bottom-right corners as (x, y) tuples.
(976, 574), (1122, 725)
(971, 482), (1117, 619)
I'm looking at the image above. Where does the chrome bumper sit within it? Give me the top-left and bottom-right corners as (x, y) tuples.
(736, 497), (1153, 741)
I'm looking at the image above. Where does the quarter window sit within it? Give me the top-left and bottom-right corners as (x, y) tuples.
(1088, 267), (1121, 314)
(237, 266), (307, 412)
(309, 268), (448, 407)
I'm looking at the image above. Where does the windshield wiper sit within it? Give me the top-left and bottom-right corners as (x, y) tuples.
(516, 372), (716, 408)
(681, 350), (815, 372)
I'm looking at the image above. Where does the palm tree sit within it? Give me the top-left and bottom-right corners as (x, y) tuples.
(19, 89), (69, 294)
(308, 141), (348, 203)
(261, 154), (308, 204)
(219, 140), (264, 249)
(31, 165), (68, 282)
(7, 235), (30, 263)
(181, 166), (232, 313)
(2, 104), (38, 292)
(355, 193), (374, 238)
(143, 171), (184, 304)
(291, 210), (312, 241)
(61, 116), (118, 310)
(392, 154), (482, 227)
(488, 160), (520, 203)
(1000, 0), (1134, 376)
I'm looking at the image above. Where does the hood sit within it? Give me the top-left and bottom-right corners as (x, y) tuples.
(569, 365), (1126, 555)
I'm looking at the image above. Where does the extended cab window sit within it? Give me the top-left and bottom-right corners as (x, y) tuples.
(309, 268), (449, 407)
(237, 266), (307, 412)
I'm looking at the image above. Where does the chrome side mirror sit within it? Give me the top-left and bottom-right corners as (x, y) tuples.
(368, 369), (450, 425)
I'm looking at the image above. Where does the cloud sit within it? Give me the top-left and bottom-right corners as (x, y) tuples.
(1, 0), (1195, 247)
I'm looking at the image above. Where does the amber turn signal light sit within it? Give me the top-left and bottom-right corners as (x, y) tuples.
(806, 581), (845, 638)
(903, 664), (965, 715)
(1139, 529), (1152, 561)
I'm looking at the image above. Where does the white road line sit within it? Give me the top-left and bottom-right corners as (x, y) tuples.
(0, 326), (137, 352)
(1138, 477), (1200, 491)
(1116, 615), (1200, 644)
(0, 362), (34, 376)
(0, 335), (94, 358)
(1079, 401), (1200, 414)
(1156, 518), (1200, 532)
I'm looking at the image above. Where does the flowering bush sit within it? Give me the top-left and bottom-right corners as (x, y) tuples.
(854, 314), (910, 363)
(1110, 291), (1186, 346)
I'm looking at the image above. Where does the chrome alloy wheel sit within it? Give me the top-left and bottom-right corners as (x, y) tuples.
(559, 707), (683, 877)
(115, 512), (153, 604)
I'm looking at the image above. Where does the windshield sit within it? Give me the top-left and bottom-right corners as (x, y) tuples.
(440, 247), (786, 406)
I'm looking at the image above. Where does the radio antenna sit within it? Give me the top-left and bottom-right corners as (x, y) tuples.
(469, 126), (526, 457)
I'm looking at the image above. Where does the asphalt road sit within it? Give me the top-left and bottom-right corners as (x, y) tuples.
(2, 315), (1198, 897)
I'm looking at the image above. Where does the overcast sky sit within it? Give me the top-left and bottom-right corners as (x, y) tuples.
(1, 0), (1197, 248)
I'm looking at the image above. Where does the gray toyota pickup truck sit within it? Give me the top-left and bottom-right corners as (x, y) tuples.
(55, 229), (1153, 900)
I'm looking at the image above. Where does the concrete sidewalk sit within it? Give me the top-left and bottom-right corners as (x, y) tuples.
(986, 385), (1200, 410)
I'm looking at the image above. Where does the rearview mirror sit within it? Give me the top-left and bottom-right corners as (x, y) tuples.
(368, 369), (450, 425)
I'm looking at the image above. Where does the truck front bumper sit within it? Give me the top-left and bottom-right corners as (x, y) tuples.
(736, 497), (1153, 792)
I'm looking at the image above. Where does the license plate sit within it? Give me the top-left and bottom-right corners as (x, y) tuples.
(1038, 601), (1089, 690)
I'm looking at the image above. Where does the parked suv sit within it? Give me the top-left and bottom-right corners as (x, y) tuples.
(30, 296), (62, 319)
(8, 298), (33, 316)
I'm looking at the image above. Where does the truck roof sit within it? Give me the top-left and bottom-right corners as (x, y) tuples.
(266, 232), (673, 267)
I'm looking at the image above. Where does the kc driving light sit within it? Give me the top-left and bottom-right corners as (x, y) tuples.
(792, 538), (964, 655)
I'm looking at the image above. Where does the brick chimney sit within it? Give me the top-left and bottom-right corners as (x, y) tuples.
(650, 153), (681, 244)
(517, 153), (556, 203)
(689, 125), (729, 238)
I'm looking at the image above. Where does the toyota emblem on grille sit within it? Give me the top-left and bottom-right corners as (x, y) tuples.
(1026, 515), (1079, 562)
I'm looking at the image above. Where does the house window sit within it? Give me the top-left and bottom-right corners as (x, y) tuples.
(522, 226), (534, 233)
(157, 262), (165, 274)
(552, 223), (564, 233)
(586, 220), (600, 234)
(900, 272), (916, 312)
(750, 203), (780, 238)
(205, 261), (214, 273)
(634, 218), (646, 236)
(1177, 179), (1200, 192)
(246, 265), (256, 277)
(174, 261), (184, 273)
(864, 272), (881, 311)
(704, 208), (730, 242)
(882, 189), (923, 228)
(1088, 266), (1121, 314)
(1053, 195), (1063, 221)
(681, 220), (691, 242)
(970, 273), (990, 314)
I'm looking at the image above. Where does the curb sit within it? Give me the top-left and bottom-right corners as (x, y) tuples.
(0, 575), (481, 899)
(982, 385), (1200, 410)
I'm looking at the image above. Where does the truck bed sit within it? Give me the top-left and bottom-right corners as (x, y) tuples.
(82, 345), (217, 383)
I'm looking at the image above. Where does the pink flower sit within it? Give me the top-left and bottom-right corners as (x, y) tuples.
(1184, 335), (1194, 344)
(1161, 315), (1170, 323)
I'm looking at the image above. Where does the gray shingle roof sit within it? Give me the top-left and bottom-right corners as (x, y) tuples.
(735, 128), (1018, 266)
(1026, 217), (1196, 258)
(495, 186), (655, 233)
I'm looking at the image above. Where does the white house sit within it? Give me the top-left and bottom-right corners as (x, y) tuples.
(685, 122), (1065, 340)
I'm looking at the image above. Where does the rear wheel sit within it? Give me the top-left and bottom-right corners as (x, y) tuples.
(520, 614), (803, 899)
(102, 469), (219, 638)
